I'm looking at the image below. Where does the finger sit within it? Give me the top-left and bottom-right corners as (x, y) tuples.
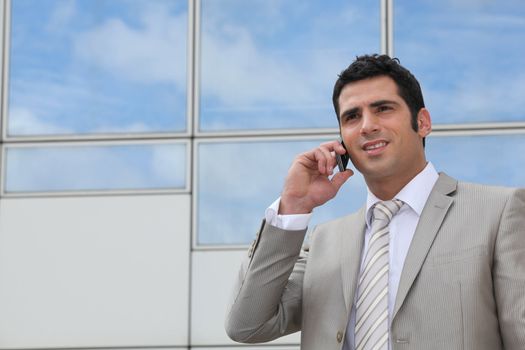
(321, 140), (347, 153)
(330, 169), (354, 191)
(334, 141), (348, 155)
(312, 148), (331, 175)
(298, 150), (319, 171)
(317, 146), (336, 175)
(320, 140), (344, 152)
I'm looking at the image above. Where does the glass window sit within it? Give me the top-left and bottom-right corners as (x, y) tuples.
(4, 143), (187, 193)
(197, 133), (525, 245)
(395, 0), (525, 124)
(8, 0), (187, 136)
(199, 0), (380, 131)
(197, 139), (367, 245)
(427, 133), (525, 187)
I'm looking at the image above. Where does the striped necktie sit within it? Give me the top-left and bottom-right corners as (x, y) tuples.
(355, 199), (403, 350)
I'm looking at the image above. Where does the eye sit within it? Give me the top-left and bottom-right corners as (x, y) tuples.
(342, 112), (359, 122)
(377, 105), (392, 113)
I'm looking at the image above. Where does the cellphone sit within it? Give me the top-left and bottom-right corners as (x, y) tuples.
(335, 140), (350, 172)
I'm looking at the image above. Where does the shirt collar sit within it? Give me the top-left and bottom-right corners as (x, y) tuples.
(365, 162), (439, 227)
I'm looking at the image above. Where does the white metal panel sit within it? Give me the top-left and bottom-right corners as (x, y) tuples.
(198, 347), (299, 350)
(191, 250), (301, 346)
(0, 194), (190, 348)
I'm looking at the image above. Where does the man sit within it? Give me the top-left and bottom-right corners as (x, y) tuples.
(225, 54), (525, 350)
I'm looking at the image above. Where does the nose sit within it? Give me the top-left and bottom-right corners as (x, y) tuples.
(359, 111), (380, 136)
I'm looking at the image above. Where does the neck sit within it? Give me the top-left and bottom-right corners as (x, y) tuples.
(366, 162), (427, 200)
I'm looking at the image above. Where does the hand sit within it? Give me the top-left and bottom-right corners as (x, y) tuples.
(279, 140), (354, 214)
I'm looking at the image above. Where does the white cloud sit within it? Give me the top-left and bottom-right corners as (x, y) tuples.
(8, 2), (190, 136)
(46, 0), (77, 33)
(152, 144), (186, 186)
(73, 6), (187, 86)
(5, 146), (175, 192)
(201, 25), (318, 106)
(198, 0), (377, 118)
(450, 72), (525, 121)
(8, 70), (124, 135)
(12, 72), (115, 112)
(92, 122), (153, 134)
(8, 107), (72, 135)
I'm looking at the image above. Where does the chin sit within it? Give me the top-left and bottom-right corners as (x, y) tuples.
(359, 163), (394, 179)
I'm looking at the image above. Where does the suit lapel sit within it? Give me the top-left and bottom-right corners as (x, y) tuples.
(340, 206), (367, 312)
(392, 173), (457, 319)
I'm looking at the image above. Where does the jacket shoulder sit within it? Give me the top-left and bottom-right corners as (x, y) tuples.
(454, 180), (523, 202)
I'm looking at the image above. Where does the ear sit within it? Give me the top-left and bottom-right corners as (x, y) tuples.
(416, 108), (432, 137)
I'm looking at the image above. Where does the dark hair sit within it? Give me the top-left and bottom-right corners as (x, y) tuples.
(332, 54), (425, 143)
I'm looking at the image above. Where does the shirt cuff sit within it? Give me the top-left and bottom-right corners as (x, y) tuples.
(265, 197), (312, 231)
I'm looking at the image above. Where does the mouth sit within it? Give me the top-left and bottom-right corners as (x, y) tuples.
(362, 140), (388, 155)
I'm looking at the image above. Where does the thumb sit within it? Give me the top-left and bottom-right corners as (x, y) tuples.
(330, 169), (354, 191)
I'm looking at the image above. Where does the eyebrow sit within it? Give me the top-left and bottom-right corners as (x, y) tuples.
(340, 99), (400, 119)
(369, 99), (400, 108)
(340, 107), (360, 119)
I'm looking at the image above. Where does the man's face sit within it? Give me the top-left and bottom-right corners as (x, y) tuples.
(338, 75), (431, 184)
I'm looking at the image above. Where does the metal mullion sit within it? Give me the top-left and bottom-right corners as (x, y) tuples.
(1, 0), (9, 141)
(4, 132), (191, 144)
(186, 5), (196, 347)
(0, 0), (8, 198)
(194, 127), (340, 139)
(432, 122), (525, 134)
(430, 127), (525, 138)
(0, 142), (4, 197)
(186, 0), (195, 137)
(381, 0), (394, 56)
(192, 0), (201, 136)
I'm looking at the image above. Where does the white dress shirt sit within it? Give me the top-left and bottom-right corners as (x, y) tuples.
(265, 162), (439, 350)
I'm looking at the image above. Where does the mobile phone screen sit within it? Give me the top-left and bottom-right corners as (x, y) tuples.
(335, 153), (349, 172)
(335, 140), (349, 172)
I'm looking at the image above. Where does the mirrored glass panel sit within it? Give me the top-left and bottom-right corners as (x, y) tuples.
(395, 0), (525, 124)
(8, 0), (187, 136)
(197, 139), (367, 245)
(199, 0), (380, 131)
(426, 133), (525, 187)
(4, 143), (186, 192)
(197, 134), (525, 245)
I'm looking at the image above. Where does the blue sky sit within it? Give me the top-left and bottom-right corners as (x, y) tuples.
(9, 0), (187, 135)
(5, 143), (186, 192)
(199, 0), (380, 130)
(395, 0), (525, 123)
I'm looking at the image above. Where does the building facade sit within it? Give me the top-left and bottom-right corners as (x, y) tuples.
(0, 0), (524, 349)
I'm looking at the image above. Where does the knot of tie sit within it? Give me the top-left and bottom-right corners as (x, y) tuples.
(372, 199), (404, 224)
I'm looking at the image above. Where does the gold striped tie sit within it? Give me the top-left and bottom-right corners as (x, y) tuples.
(355, 199), (403, 350)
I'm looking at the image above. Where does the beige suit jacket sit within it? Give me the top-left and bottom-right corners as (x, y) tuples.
(225, 173), (525, 349)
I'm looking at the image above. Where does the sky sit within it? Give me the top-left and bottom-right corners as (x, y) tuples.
(6, 0), (188, 193)
(5, 143), (186, 192)
(395, 0), (525, 123)
(4, 0), (524, 244)
(9, 0), (188, 136)
(199, 0), (380, 130)
(9, 0), (525, 135)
